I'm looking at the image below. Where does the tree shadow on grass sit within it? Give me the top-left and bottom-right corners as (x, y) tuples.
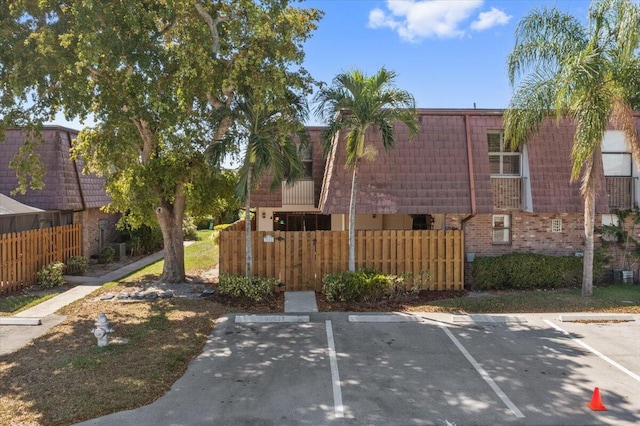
(0, 298), (229, 425)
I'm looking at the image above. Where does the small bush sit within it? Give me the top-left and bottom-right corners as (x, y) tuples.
(38, 262), (66, 289)
(214, 223), (233, 231)
(218, 274), (278, 303)
(322, 269), (391, 303)
(65, 256), (88, 276)
(389, 270), (432, 296)
(99, 246), (115, 264)
(472, 253), (605, 290)
(183, 215), (199, 241)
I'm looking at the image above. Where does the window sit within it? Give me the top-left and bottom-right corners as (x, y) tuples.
(492, 214), (511, 244)
(551, 219), (562, 233)
(297, 143), (313, 178)
(603, 153), (632, 176)
(488, 132), (521, 176)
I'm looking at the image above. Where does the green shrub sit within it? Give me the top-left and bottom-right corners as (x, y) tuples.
(322, 269), (392, 302)
(472, 253), (604, 290)
(65, 256), (88, 276)
(38, 262), (66, 289)
(218, 275), (278, 303)
(214, 223), (233, 231)
(99, 246), (115, 264)
(125, 225), (163, 256)
(183, 215), (199, 241)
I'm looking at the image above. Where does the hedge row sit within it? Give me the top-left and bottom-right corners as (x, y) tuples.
(472, 253), (605, 290)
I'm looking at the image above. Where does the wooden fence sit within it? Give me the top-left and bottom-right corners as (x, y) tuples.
(219, 230), (464, 291)
(0, 224), (82, 295)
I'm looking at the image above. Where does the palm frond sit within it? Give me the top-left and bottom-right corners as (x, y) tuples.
(610, 97), (640, 169)
(508, 7), (587, 85)
(504, 73), (557, 149)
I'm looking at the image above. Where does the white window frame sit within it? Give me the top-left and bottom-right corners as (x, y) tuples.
(551, 219), (562, 233)
(488, 132), (522, 177)
(492, 214), (511, 244)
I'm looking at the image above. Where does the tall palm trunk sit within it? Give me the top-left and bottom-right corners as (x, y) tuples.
(245, 167), (253, 277)
(582, 189), (595, 297)
(580, 149), (601, 297)
(348, 161), (358, 272)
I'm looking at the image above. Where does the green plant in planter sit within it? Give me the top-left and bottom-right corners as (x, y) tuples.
(599, 207), (640, 278)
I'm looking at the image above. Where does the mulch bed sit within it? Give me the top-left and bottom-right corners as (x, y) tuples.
(317, 290), (467, 312)
(210, 291), (285, 313)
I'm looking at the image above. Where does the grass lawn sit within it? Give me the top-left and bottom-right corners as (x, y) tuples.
(1, 230), (639, 425)
(0, 230), (228, 426)
(407, 284), (640, 313)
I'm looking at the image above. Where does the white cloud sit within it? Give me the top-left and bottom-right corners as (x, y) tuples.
(368, 0), (510, 42)
(470, 7), (512, 31)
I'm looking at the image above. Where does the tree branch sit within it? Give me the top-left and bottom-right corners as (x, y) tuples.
(193, 2), (227, 55)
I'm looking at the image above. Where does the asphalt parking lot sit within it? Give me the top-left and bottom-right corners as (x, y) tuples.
(78, 312), (640, 426)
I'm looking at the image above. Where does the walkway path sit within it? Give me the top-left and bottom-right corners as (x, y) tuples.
(0, 250), (166, 355)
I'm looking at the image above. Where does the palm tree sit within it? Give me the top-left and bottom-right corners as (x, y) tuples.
(235, 88), (308, 276)
(504, 0), (640, 296)
(315, 68), (420, 271)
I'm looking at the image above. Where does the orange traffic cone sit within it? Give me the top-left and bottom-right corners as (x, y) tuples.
(587, 387), (607, 411)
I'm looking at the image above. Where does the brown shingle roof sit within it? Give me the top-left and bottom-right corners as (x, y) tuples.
(318, 109), (614, 215)
(319, 110), (496, 215)
(0, 127), (110, 211)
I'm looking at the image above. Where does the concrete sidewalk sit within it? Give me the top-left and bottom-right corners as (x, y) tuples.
(0, 245), (320, 355)
(0, 250), (166, 355)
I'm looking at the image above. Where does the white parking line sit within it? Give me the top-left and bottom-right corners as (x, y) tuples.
(325, 320), (344, 418)
(544, 319), (640, 383)
(234, 315), (309, 323)
(349, 314), (422, 323)
(441, 326), (525, 419)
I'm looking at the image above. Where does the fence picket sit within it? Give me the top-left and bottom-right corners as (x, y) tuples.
(219, 230), (464, 291)
(0, 224), (82, 295)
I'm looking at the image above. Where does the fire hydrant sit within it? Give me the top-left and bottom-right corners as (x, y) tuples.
(92, 313), (114, 347)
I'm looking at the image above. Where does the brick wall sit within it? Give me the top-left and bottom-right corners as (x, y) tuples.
(447, 212), (591, 287)
(449, 212), (586, 257)
(73, 208), (120, 257)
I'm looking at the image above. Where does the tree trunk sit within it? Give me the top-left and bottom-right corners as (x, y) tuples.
(155, 193), (186, 283)
(582, 190), (595, 297)
(245, 168), (253, 277)
(348, 164), (358, 272)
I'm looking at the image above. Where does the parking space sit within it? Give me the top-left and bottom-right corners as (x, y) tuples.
(438, 316), (640, 425)
(79, 313), (640, 426)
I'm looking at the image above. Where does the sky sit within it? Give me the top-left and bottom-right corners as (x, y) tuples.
(301, 0), (593, 124)
(52, 0), (595, 129)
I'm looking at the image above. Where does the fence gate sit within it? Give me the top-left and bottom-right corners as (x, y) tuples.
(219, 230), (464, 292)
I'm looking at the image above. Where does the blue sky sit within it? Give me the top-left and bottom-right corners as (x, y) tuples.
(302, 0), (592, 124)
(53, 0), (595, 129)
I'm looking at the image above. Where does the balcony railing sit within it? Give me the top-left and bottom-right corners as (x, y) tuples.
(282, 179), (314, 206)
(606, 176), (635, 210)
(491, 177), (524, 210)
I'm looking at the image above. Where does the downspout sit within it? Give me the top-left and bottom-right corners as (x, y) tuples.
(460, 114), (477, 285)
(461, 114), (477, 226)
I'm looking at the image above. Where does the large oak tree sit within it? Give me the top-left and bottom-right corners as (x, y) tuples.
(0, 0), (321, 282)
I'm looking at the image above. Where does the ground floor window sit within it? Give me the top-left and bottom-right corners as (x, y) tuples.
(492, 214), (511, 244)
(273, 212), (331, 231)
